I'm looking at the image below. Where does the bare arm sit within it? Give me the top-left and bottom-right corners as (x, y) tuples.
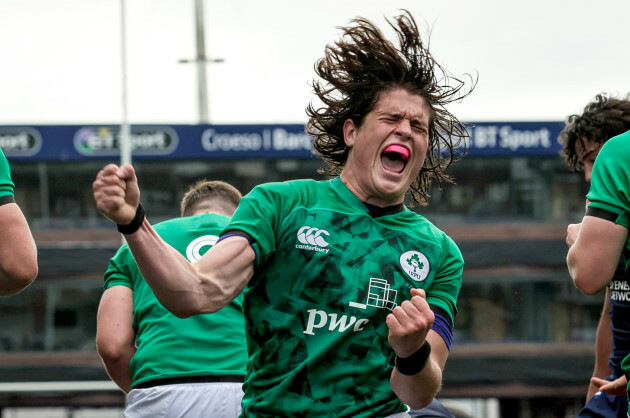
(126, 222), (254, 317)
(388, 288), (443, 409)
(390, 330), (446, 409)
(96, 286), (136, 393)
(93, 164), (254, 317)
(587, 289), (613, 401)
(0, 202), (38, 296)
(567, 216), (628, 295)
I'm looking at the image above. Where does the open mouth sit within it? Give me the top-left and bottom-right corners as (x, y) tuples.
(381, 144), (410, 174)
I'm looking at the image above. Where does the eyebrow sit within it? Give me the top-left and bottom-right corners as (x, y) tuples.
(381, 111), (427, 126)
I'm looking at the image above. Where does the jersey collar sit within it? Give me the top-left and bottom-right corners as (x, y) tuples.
(330, 177), (406, 218)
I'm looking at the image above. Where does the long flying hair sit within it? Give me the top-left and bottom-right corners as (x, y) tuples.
(306, 10), (476, 205)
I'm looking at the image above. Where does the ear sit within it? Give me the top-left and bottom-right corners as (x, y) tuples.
(342, 119), (357, 148)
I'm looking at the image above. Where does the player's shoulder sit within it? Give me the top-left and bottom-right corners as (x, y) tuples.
(601, 129), (630, 156)
(400, 209), (441, 231)
(252, 178), (325, 192)
(154, 213), (230, 233)
(400, 210), (458, 246)
(247, 178), (332, 203)
(153, 216), (185, 231)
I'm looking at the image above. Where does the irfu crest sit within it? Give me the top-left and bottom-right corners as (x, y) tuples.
(406, 253), (424, 272)
(400, 251), (430, 282)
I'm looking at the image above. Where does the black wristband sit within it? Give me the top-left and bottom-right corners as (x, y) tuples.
(117, 203), (145, 234)
(395, 341), (431, 375)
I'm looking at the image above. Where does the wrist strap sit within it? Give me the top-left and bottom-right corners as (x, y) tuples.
(117, 203), (145, 234)
(395, 341), (431, 375)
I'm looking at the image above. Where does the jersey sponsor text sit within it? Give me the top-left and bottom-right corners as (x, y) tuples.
(303, 309), (369, 335)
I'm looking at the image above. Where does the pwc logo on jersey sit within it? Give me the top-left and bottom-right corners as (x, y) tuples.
(400, 251), (430, 282)
(295, 226), (330, 254)
(304, 309), (369, 335)
(303, 278), (400, 336)
(185, 235), (219, 262)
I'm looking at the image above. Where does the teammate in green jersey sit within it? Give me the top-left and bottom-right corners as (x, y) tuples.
(96, 179), (248, 418)
(564, 116), (630, 415)
(559, 93), (630, 418)
(93, 10), (474, 417)
(0, 147), (38, 296)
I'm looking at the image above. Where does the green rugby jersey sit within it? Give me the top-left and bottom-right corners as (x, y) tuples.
(104, 213), (248, 388)
(0, 148), (15, 199)
(592, 131), (630, 415)
(587, 130), (630, 269)
(226, 177), (463, 417)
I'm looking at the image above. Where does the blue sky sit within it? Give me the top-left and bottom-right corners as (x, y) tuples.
(1, 0), (629, 125)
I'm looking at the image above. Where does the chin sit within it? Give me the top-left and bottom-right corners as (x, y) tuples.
(375, 186), (405, 204)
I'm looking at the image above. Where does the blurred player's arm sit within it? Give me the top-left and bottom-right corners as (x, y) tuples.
(388, 289), (445, 409)
(567, 216), (627, 295)
(93, 164), (254, 318)
(0, 202), (38, 296)
(587, 289), (613, 401)
(96, 285), (136, 393)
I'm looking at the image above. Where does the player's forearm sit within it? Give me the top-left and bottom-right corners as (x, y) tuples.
(123, 218), (214, 317)
(0, 205), (38, 296)
(101, 352), (135, 393)
(390, 357), (441, 409)
(588, 299), (613, 400)
(593, 318), (613, 380)
(567, 246), (609, 295)
(0, 261), (36, 296)
(97, 336), (135, 393)
(124, 219), (253, 317)
(567, 217), (626, 295)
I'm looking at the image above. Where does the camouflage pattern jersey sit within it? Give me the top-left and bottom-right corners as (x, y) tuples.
(224, 177), (463, 417)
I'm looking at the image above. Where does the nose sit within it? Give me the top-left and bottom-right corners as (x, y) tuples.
(394, 118), (412, 140)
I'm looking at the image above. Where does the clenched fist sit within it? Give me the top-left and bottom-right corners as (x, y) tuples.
(93, 164), (140, 225)
(386, 288), (434, 358)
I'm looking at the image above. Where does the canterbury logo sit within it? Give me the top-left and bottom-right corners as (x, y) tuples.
(296, 226), (330, 254)
(297, 226), (330, 247)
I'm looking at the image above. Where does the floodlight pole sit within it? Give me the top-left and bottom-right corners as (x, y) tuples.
(120, 0), (132, 167)
(179, 0), (224, 124)
(119, 0), (131, 245)
(195, 0), (209, 124)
